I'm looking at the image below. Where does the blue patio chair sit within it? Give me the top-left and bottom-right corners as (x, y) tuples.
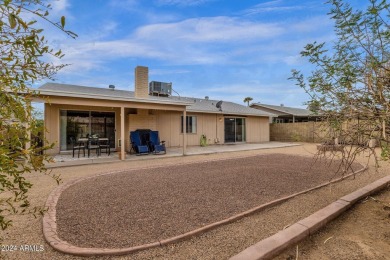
(130, 131), (149, 155)
(149, 131), (166, 154)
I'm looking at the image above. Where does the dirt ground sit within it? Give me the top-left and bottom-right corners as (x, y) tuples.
(0, 143), (389, 260)
(277, 187), (390, 260)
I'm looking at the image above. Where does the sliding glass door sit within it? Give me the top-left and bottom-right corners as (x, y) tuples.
(60, 110), (115, 151)
(224, 118), (246, 143)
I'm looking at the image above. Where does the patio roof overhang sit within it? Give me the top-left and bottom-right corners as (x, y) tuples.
(34, 89), (192, 111)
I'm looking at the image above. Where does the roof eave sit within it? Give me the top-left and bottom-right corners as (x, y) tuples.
(187, 109), (273, 117)
(37, 89), (192, 106)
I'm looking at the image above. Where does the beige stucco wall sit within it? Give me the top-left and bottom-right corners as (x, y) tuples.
(246, 116), (270, 143)
(154, 111), (224, 147)
(153, 112), (269, 147)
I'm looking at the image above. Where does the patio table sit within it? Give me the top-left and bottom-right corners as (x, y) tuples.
(77, 138), (88, 144)
(77, 138), (108, 144)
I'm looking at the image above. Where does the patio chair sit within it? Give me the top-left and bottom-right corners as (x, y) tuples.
(87, 137), (100, 157)
(99, 138), (111, 156)
(130, 131), (149, 155)
(70, 137), (85, 158)
(149, 131), (166, 154)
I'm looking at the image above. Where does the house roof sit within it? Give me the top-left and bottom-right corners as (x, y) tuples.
(38, 83), (274, 117)
(38, 83), (189, 106)
(250, 103), (313, 117)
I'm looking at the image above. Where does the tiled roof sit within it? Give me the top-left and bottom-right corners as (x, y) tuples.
(38, 83), (275, 117)
(251, 103), (313, 116)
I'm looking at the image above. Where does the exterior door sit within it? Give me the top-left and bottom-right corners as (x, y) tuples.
(224, 118), (246, 143)
(224, 118), (236, 143)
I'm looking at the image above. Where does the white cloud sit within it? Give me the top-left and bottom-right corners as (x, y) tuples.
(49, 12), (334, 75)
(135, 17), (283, 43)
(150, 69), (191, 75)
(243, 0), (306, 15)
(52, 16), (286, 70)
(156, 0), (213, 6)
(50, 0), (70, 15)
(207, 83), (299, 95)
(177, 82), (308, 106)
(283, 55), (304, 66)
(290, 16), (332, 33)
(109, 0), (139, 10)
(88, 21), (119, 41)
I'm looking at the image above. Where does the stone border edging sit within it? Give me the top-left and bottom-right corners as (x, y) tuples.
(43, 156), (367, 257)
(229, 174), (390, 260)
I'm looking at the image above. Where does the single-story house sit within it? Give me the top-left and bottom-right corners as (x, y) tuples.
(36, 66), (274, 159)
(250, 103), (320, 123)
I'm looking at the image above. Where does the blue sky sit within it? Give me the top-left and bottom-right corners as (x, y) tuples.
(36, 0), (365, 108)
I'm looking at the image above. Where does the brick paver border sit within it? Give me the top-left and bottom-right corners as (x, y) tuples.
(230, 174), (390, 260)
(43, 155), (368, 257)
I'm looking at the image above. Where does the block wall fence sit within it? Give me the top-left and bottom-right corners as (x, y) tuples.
(270, 122), (328, 143)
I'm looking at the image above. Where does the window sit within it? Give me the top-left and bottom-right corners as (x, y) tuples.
(60, 110), (115, 151)
(181, 116), (197, 133)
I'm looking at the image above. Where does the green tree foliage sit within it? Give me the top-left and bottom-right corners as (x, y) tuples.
(291, 0), (390, 170)
(0, 0), (76, 230)
(243, 96), (253, 106)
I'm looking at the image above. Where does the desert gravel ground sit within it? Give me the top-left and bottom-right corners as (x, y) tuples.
(56, 154), (361, 248)
(276, 186), (390, 260)
(0, 143), (389, 260)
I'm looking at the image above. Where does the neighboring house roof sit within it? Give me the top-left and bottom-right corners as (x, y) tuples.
(250, 103), (315, 117)
(38, 83), (274, 117)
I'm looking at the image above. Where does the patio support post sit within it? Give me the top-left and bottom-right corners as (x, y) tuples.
(120, 106), (125, 160)
(183, 109), (187, 155)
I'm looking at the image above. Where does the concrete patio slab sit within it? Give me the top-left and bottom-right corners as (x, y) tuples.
(47, 142), (300, 168)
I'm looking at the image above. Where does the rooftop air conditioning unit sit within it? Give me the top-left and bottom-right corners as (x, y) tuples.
(149, 81), (172, 96)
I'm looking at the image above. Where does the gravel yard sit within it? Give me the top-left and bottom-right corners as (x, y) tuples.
(2, 144), (388, 260)
(56, 153), (361, 249)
